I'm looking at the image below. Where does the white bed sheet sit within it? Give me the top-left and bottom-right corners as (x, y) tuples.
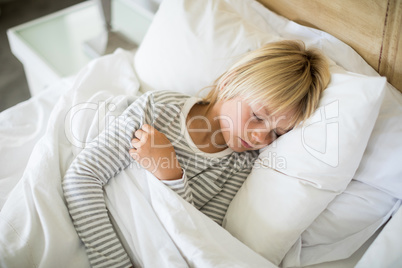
(356, 205), (402, 267)
(0, 49), (274, 268)
(0, 80), (70, 209)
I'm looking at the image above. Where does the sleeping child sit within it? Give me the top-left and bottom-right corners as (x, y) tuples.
(62, 40), (330, 268)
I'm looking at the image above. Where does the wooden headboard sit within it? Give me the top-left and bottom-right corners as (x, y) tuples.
(257, 0), (402, 94)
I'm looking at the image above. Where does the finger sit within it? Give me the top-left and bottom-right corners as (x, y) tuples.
(131, 138), (141, 148)
(134, 129), (145, 139)
(131, 138), (140, 144)
(141, 124), (155, 133)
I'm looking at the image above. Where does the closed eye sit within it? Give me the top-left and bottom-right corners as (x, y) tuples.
(253, 112), (264, 122)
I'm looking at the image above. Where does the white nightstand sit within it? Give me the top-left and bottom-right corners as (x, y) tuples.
(7, 0), (154, 96)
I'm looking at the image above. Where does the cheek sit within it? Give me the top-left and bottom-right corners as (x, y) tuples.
(219, 117), (232, 132)
(219, 112), (242, 132)
(219, 100), (250, 136)
(243, 120), (260, 137)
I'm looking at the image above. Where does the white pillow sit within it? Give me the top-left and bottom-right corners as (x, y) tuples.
(223, 69), (386, 265)
(280, 84), (402, 267)
(134, 0), (280, 96)
(282, 181), (400, 267)
(353, 84), (402, 199)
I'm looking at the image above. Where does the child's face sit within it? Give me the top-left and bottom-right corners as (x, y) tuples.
(217, 96), (294, 152)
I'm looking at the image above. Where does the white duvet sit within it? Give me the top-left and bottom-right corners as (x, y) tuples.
(0, 49), (274, 268)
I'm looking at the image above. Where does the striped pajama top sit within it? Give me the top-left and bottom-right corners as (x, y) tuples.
(62, 90), (258, 268)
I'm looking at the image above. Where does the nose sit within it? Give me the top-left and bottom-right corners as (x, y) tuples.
(251, 129), (273, 145)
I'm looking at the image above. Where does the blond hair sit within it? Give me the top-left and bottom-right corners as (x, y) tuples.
(203, 40), (330, 128)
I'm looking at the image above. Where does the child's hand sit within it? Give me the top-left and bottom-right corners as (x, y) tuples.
(129, 124), (183, 181)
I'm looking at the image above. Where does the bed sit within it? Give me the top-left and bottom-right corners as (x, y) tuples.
(0, 0), (401, 267)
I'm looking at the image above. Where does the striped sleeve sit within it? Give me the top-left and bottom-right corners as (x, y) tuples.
(62, 92), (154, 268)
